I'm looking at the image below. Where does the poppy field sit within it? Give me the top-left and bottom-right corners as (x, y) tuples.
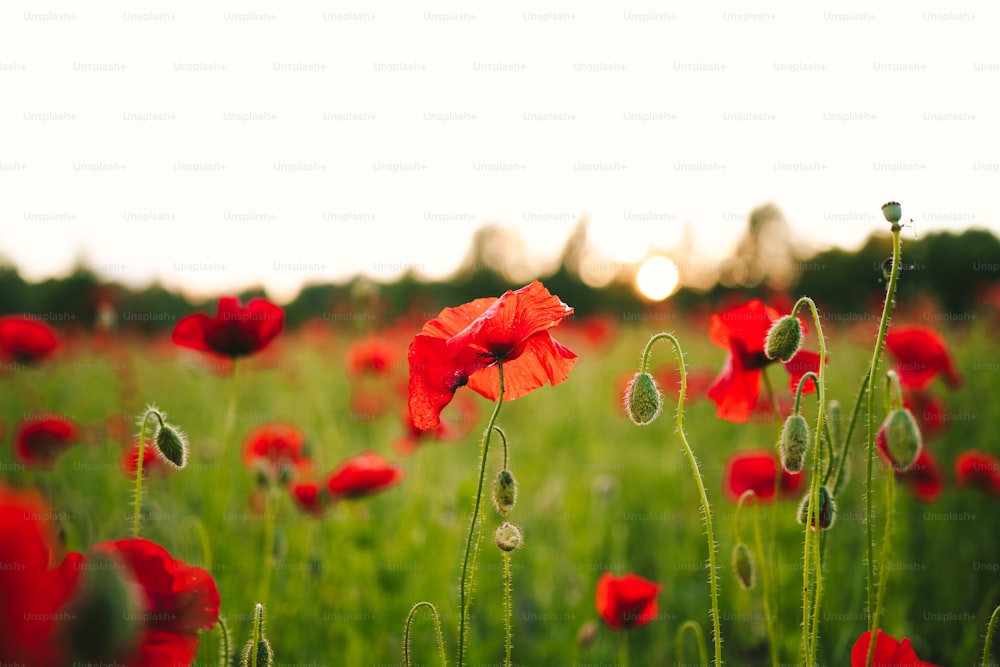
(2, 209), (1000, 666)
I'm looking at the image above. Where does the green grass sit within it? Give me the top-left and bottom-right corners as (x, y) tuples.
(2, 316), (997, 666)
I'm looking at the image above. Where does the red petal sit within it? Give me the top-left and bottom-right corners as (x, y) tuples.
(0, 316), (59, 363)
(885, 326), (962, 390)
(467, 333), (577, 401)
(171, 312), (214, 353)
(724, 450), (804, 502)
(327, 451), (403, 499)
(783, 350), (822, 394)
(707, 350), (762, 424)
(708, 299), (775, 353)
(955, 450), (1000, 495)
(595, 572), (661, 631)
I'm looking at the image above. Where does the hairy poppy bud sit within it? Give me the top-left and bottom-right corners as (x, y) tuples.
(881, 201), (902, 224)
(764, 315), (804, 363)
(732, 542), (755, 590)
(62, 552), (142, 661)
(154, 422), (189, 469)
(778, 413), (810, 474)
(876, 408), (922, 472)
(494, 521), (523, 552)
(797, 486), (837, 531)
(624, 372), (662, 426)
(492, 469), (518, 516)
(241, 603), (274, 667)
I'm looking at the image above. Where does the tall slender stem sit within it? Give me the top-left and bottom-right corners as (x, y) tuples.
(675, 620), (709, 667)
(983, 604), (1000, 667)
(864, 226), (903, 667)
(404, 601), (447, 667)
(503, 552), (513, 667)
(641, 332), (723, 665)
(869, 468), (895, 656)
(258, 486), (279, 606)
(457, 361), (505, 667)
(737, 490), (778, 667)
(132, 407), (164, 538)
(617, 631), (629, 667)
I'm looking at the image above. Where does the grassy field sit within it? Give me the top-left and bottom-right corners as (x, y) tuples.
(2, 307), (998, 666)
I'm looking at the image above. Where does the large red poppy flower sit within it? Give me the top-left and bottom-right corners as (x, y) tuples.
(893, 448), (944, 502)
(326, 451), (403, 499)
(14, 415), (80, 469)
(851, 629), (937, 667)
(723, 450), (805, 502)
(407, 280), (577, 430)
(242, 423), (311, 484)
(0, 316), (59, 364)
(594, 572), (662, 630)
(884, 326), (961, 391)
(955, 450), (1000, 495)
(347, 337), (398, 375)
(172, 296), (283, 358)
(87, 538), (219, 667)
(707, 299), (821, 423)
(0, 483), (80, 666)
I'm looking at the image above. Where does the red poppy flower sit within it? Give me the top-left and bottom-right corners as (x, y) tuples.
(955, 450), (1000, 495)
(884, 326), (961, 391)
(347, 337), (398, 375)
(121, 440), (165, 479)
(893, 448), (944, 502)
(87, 538), (220, 667)
(594, 572), (662, 630)
(723, 449), (805, 502)
(14, 415), (79, 469)
(242, 423), (311, 484)
(326, 451), (403, 499)
(0, 483), (80, 666)
(172, 296), (283, 358)
(707, 299), (821, 423)
(289, 480), (327, 517)
(0, 316), (59, 364)
(851, 629), (937, 667)
(407, 280), (577, 430)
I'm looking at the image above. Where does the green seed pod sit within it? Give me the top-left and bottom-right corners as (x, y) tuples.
(764, 315), (804, 363)
(154, 422), (189, 469)
(624, 372), (662, 426)
(877, 408), (922, 472)
(731, 542), (756, 590)
(494, 521), (523, 552)
(881, 201), (902, 224)
(797, 486), (837, 532)
(778, 413), (810, 474)
(492, 469), (518, 516)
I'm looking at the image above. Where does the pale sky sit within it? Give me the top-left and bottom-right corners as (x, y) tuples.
(2, 2), (997, 302)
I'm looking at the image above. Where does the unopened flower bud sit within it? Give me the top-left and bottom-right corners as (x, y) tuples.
(494, 521), (523, 552)
(876, 408), (922, 472)
(731, 542), (755, 590)
(881, 201), (902, 224)
(154, 423), (189, 469)
(778, 413), (810, 474)
(492, 469), (518, 516)
(624, 372), (662, 426)
(764, 315), (804, 363)
(797, 486), (837, 531)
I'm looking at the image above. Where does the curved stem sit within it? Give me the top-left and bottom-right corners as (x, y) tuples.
(493, 425), (508, 470)
(983, 603), (1000, 667)
(132, 407), (164, 538)
(457, 361), (505, 667)
(404, 601), (448, 667)
(864, 226), (902, 667)
(791, 297), (827, 667)
(793, 371), (820, 415)
(885, 370), (904, 412)
(503, 551), (513, 667)
(216, 616), (231, 667)
(675, 620), (709, 667)
(643, 332), (723, 665)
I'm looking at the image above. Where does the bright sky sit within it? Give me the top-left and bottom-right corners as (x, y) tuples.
(2, 2), (997, 302)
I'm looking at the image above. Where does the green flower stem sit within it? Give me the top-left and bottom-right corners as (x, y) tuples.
(503, 551), (513, 667)
(642, 332), (723, 666)
(617, 631), (629, 667)
(457, 361), (505, 667)
(869, 467), (896, 663)
(404, 602), (447, 667)
(493, 425), (508, 470)
(737, 491), (779, 667)
(675, 620), (709, 667)
(829, 371), (870, 491)
(864, 225), (903, 667)
(250, 603), (264, 667)
(983, 603), (1000, 667)
(793, 371), (821, 415)
(133, 407), (165, 538)
(790, 297), (827, 667)
(216, 616), (231, 667)
(885, 370), (904, 411)
(258, 486), (281, 606)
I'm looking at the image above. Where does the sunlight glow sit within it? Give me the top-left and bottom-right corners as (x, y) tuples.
(635, 256), (680, 301)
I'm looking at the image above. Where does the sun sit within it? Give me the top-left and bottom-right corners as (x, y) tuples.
(635, 256), (680, 301)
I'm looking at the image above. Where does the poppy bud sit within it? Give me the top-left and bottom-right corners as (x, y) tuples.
(778, 413), (810, 474)
(492, 469), (518, 516)
(764, 315), (804, 363)
(61, 552), (142, 661)
(731, 542), (755, 590)
(797, 486), (837, 531)
(881, 201), (902, 224)
(153, 422), (189, 469)
(624, 372), (662, 426)
(876, 408), (922, 472)
(241, 603), (274, 667)
(494, 522), (523, 552)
